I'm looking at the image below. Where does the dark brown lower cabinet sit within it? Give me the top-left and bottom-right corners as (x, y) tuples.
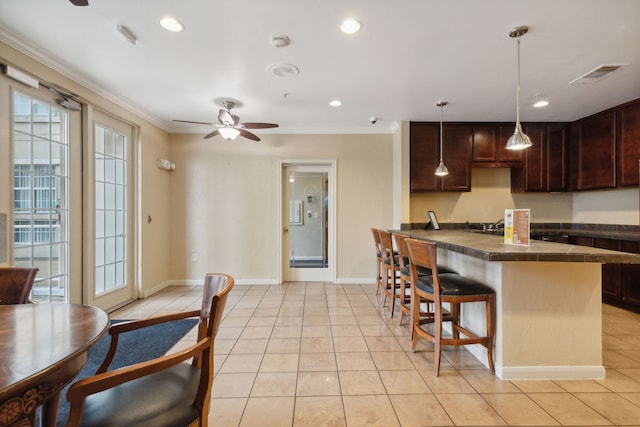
(620, 241), (640, 307)
(569, 235), (640, 312)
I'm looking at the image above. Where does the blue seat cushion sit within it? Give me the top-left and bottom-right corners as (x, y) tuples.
(78, 363), (201, 427)
(415, 273), (494, 296)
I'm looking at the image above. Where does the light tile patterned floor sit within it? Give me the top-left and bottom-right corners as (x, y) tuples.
(111, 282), (640, 426)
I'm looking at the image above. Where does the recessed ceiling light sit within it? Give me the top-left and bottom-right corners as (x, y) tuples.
(329, 99), (342, 107)
(340, 18), (361, 34)
(160, 16), (184, 32)
(533, 94), (549, 108)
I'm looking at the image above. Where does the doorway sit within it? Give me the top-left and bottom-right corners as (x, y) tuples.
(280, 161), (335, 282)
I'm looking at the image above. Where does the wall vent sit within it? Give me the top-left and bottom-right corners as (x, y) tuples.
(569, 64), (626, 84)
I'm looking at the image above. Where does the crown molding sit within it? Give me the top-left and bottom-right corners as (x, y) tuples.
(0, 29), (166, 131)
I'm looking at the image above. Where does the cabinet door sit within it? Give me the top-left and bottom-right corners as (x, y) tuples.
(593, 238), (621, 300)
(472, 124), (523, 166)
(522, 124), (547, 191)
(472, 125), (498, 162)
(440, 124), (472, 191)
(571, 111), (616, 190)
(620, 240), (640, 307)
(547, 125), (569, 192)
(617, 101), (640, 187)
(410, 123), (439, 191)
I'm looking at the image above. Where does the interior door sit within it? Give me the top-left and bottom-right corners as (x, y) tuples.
(84, 110), (136, 310)
(282, 163), (334, 282)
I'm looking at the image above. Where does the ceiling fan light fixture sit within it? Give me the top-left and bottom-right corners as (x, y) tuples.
(160, 17), (184, 32)
(219, 127), (240, 141)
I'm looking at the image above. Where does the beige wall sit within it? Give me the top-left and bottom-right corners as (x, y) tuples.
(410, 168), (640, 226)
(0, 41), (172, 297)
(168, 133), (394, 283)
(410, 168), (574, 224)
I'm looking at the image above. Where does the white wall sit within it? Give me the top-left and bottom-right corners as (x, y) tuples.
(168, 132), (394, 284)
(573, 188), (639, 225)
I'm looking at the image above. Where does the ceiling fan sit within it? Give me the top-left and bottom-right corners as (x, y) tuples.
(174, 100), (279, 141)
(69, 0), (89, 6)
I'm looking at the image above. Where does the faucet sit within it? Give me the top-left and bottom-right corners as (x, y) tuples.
(489, 218), (504, 230)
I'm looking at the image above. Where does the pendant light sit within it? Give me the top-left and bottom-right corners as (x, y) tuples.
(434, 101), (449, 176)
(505, 26), (533, 150)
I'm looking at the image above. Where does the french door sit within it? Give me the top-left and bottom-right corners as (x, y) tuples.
(84, 111), (136, 310)
(8, 85), (82, 303)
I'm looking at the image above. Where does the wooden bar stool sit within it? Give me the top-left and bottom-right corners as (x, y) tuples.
(370, 228), (384, 298)
(405, 238), (495, 376)
(377, 229), (402, 317)
(393, 233), (457, 334)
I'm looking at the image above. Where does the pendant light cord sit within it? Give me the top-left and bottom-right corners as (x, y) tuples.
(439, 103), (444, 162)
(516, 35), (521, 125)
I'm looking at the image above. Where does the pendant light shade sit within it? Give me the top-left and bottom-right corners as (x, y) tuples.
(505, 26), (533, 151)
(435, 101), (449, 176)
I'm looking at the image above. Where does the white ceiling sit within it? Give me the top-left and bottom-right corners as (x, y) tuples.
(1, 0), (639, 136)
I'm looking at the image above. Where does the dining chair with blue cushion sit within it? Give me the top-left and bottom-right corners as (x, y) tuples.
(65, 273), (234, 427)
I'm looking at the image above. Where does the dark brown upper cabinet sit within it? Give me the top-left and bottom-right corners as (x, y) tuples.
(410, 122), (472, 192)
(571, 111), (616, 191)
(617, 100), (640, 187)
(472, 124), (523, 168)
(511, 123), (569, 192)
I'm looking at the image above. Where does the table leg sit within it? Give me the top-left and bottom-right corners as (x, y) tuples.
(40, 392), (60, 427)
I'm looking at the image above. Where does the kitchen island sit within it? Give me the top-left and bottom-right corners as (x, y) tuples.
(394, 229), (640, 380)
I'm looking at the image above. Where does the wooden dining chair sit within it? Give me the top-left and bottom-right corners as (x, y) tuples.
(0, 267), (39, 304)
(65, 273), (234, 427)
(405, 238), (495, 376)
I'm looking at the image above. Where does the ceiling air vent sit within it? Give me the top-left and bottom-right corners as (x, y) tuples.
(569, 64), (626, 84)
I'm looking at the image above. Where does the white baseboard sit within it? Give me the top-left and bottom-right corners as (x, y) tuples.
(162, 278), (375, 287)
(141, 281), (171, 298)
(336, 278), (376, 285)
(498, 365), (606, 380)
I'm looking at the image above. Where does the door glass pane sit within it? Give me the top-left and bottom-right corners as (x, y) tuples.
(12, 92), (70, 302)
(288, 171), (328, 269)
(94, 124), (127, 295)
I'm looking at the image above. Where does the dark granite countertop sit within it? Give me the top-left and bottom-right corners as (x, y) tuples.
(393, 229), (640, 263)
(401, 222), (640, 242)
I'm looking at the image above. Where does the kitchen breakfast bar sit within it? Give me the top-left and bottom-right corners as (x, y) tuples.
(394, 229), (640, 380)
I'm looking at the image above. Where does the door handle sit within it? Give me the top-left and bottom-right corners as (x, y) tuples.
(283, 227), (289, 233)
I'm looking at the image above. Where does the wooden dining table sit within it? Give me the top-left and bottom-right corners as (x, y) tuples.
(0, 303), (109, 427)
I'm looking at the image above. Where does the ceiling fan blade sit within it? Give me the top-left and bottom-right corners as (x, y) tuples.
(69, 0), (89, 5)
(204, 129), (221, 139)
(241, 122), (279, 129)
(239, 129), (260, 141)
(173, 119), (213, 125)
